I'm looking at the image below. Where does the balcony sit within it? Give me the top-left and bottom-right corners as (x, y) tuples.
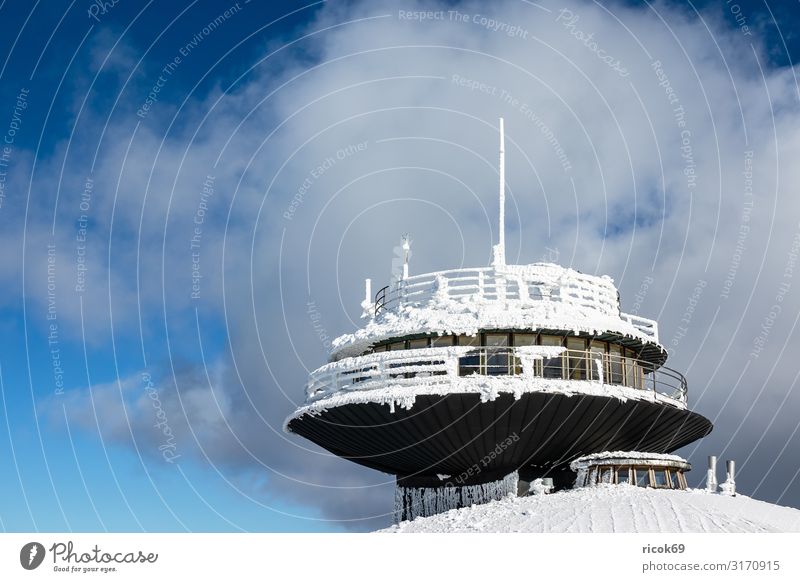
(305, 346), (686, 406)
(370, 264), (658, 342)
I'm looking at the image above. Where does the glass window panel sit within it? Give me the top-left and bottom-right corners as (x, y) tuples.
(485, 334), (509, 346)
(408, 338), (429, 349)
(566, 337), (587, 380)
(458, 350), (481, 376)
(389, 341), (406, 351)
(566, 337), (587, 350)
(609, 344), (624, 384)
(653, 470), (668, 488)
(458, 335), (480, 346)
(540, 335), (563, 378)
(589, 345), (606, 382)
(485, 334), (509, 375)
(431, 335), (454, 347)
(666, 470), (676, 489)
(617, 467), (631, 484)
(625, 358), (638, 388)
(513, 333), (537, 346)
(600, 468), (613, 484)
(373, 344), (387, 352)
(635, 468), (649, 487)
(512, 334), (536, 374)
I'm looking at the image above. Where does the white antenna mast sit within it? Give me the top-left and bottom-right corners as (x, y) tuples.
(493, 117), (506, 266)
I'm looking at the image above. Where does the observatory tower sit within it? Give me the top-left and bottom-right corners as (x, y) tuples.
(285, 119), (713, 521)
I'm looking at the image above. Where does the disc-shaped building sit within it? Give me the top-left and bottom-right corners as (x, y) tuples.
(285, 119), (713, 521)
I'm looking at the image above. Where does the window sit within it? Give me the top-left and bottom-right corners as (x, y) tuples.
(624, 348), (639, 388)
(431, 335), (454, 347)
(616, 467), (631, 484)
(589, 343), (606, 382)
(567, 337), (587, 380)
(389, 341), (406, 351)
(541, 335), (563, 379)
(458, 335), (481, 376)
(408, 338), (429, 350)
(513, 333), (536, 346)
(485, 334), (510, 376)
(635, 468), (649, 487)
(666, 470), (677, 489)
(609, 344), (624, 384)
(513, 333), (537, 375)
(373, 344), (387, 352)
(653, 470), (669, 488)
(600, 468), (613, 484)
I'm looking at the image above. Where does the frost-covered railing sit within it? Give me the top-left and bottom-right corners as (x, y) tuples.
(370, 265), (659, 342)
(305, 346), (686, 405)
(619, 313), (659, 340)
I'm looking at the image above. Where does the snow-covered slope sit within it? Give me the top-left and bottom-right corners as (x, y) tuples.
(382, 486), (800, 533)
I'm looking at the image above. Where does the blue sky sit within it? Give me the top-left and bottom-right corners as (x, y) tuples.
(2, 0), (800, 532)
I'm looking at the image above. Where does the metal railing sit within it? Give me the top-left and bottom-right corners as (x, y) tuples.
(305, 346), (686, 405)
(369, 265), (658, 341)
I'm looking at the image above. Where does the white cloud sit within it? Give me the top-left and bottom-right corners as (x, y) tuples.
(30, 0), (800, 527)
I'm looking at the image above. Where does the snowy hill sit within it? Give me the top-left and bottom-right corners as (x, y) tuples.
(383, 485), (800, 533)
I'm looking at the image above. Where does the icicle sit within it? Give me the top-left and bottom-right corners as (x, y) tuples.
(394, 472), (519, 523)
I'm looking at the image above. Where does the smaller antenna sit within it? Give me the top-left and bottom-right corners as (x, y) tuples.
(402, 234), (411, 279)
(493, 117), (506, 266)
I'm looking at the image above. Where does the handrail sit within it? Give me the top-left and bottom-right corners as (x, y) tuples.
(370, 265), (658, 341)
(305, 346), (687, 406)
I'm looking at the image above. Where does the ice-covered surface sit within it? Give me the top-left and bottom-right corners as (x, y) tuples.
(284, 375), (683, 430)
(335, 263), (662, 360)
(570, 451), (688, 470)
(382, 486), (800, 533)
(395, 472), (519, 522)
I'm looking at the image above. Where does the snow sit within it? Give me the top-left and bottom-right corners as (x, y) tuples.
(570, 451), (689, 471)
(284, 374), (683, 430)
(382, 486), (800, 533)
(335, 262), (662, 360)
(395, 472), (518, 522)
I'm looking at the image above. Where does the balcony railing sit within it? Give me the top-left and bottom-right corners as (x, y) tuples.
(305, 346), (686, 406)
(370, 266), (658, 341)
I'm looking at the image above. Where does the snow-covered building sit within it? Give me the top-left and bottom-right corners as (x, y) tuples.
(285, 119), (713, 523)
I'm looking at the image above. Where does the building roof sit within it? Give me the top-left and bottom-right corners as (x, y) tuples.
(383, 486), (800, 533)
